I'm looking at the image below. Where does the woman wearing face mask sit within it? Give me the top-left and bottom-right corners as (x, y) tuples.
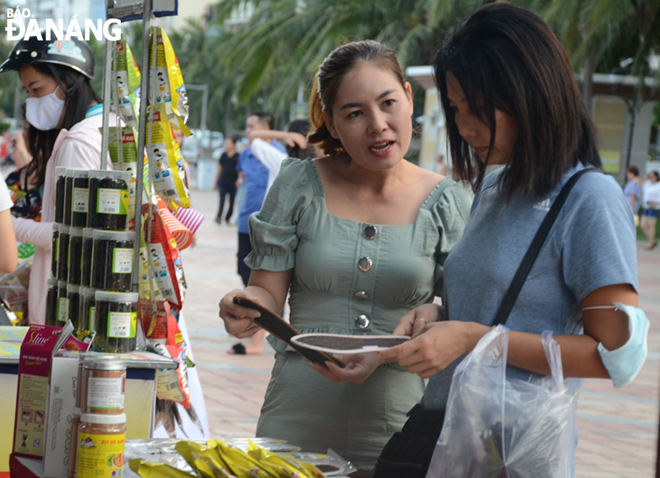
(0, 36), (114, 324)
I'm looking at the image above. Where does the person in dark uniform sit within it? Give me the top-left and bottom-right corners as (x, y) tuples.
(214, 135), (240, 225)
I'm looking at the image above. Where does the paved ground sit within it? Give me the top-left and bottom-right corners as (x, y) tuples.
(181, 188), (660, 477)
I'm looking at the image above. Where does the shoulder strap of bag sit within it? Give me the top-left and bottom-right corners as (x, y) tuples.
(492, 167), (599, 327)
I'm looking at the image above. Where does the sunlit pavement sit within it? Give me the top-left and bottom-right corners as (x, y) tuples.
(181, 188), (660, 477)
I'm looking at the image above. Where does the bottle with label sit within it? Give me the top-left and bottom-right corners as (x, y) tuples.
(81, 356), (126, 415)
(71, 169), (90, 228)
(75, 413), (126, 478)
(91, 230), (135, 292)
(92, 291), (138, 353)
(87, 170), (131, 231)
(57, 280), (69, 325)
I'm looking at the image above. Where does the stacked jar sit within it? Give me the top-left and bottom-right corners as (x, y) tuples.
(72, 356), (127, 478)
(48, 168), (138, 354)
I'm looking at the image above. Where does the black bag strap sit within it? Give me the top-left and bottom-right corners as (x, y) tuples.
(492, 168), (599, 327)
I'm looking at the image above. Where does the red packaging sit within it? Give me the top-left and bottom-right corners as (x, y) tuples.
(138, 298), (168, 340)
(153, 307), (190, 408)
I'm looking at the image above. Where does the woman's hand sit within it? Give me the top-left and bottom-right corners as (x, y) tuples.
(218, 290), (263, 338)
(392, 303), (444, 337)
(311, 352), (384, 384)
(380, 321), (488, 379)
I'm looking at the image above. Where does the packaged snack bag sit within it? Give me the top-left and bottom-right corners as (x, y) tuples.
(146, 105), (191, 208)
(142, 203), (186, 312)
(113, 35), (141, 127)
(148, 27), (190, 133)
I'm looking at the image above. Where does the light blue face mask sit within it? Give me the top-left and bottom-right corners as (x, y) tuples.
(597, 302), (649, 388)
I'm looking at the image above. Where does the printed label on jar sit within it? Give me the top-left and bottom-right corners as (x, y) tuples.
(75, 432), (125, 477)
(58, 297), (69, 323)
(97, 189), (129, 215)
(72, 188), (89, 213)
(112, 248), (134, 274)
(107, 311), (137, 338)
(87, 375), (126, 410)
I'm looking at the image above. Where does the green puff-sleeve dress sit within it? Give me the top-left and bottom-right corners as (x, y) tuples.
(245, 158), (473, 471)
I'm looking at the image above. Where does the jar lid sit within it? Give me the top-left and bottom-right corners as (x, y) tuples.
(95, 291), (139, 303)
(58, 280), (67, 288)
(55, 166), (67, 176)
(88, 170), (131, 182)
(80, 413), (126, 425)
(92, 229), (135, 242)
(52, 223), (59, 232)
(79, 286), (97, 298)
(59, 225), (70, 235)
(83, 227), (94, 238)
(83, 355), (126, 371)
(66, 167), (85, 176)
(67, 284), (80, 294)
(72, 169), (90, 178)
(48, 278), (59, 286)
(69, 227), (84, 237)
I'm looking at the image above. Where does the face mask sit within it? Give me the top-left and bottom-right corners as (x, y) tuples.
(25, 86), (65, 131)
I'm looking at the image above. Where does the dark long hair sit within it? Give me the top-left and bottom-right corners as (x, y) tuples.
(308, 40), (406, 156)
(434, 3), (600, 200)
(23, 63), (102, 188)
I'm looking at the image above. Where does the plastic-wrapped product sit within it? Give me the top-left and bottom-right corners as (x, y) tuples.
(68, 227), (84, 286)
(71, 169), (90, 228)
(92, 291), (139, 353)
(55, 166), (67, 224)
(91, 230), (135, 292)
(57, 225), (70, 281)
(88, 170), (131, 231)
(114, 35), (141, 127)
(108, 126), (139, 230)
(45, 278), (59, 326)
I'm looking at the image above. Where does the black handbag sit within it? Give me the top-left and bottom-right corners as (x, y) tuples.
(373, 168), (597, 478)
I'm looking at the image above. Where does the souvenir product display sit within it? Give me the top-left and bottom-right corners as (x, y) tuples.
(91, 230), (135, 292)
(57, 280), (69, 324)
(75, 414), (126, 478)
(87, 170), (131, 230)
(79, 286), (97, 331)
(64, 169), (78, 226)
(81, 356), (126, 415)
(51, 223), (59, 278)
(93, 291), (139, 353)
(71, 168), (91, 227)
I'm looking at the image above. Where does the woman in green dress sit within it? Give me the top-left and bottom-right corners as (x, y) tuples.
(218, 40), (473, 473)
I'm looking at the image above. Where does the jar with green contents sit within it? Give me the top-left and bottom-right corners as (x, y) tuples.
(75, 413), (126, 478)
(79, 287), (97, 331)
(92, 291), (138, 353)
(91, 230), (134, 292)
(71, 169), (90, 228)
(87, 170), (131, 231)
(57, 280), (69, 325)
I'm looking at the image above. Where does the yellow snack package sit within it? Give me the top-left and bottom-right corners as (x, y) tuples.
(175, 440), (232, 474)
(146, 104), (191, 208)
(129, 459), (197, 478)
(148, 26), (191, 134)
(246, 443), (304, 478)
(214, 440), (272, 478)
(113, 35), (141, 127)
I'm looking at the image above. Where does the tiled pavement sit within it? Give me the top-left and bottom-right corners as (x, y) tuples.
(181, 188), (660, 477)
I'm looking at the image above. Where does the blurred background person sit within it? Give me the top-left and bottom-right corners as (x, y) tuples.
(623, 166), (643, 223)
(214, 135), (240, 225)
(641, 171), (660, 250)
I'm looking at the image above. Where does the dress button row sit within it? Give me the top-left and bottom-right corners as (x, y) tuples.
(358, 257), (372, 272)
(355, 314), (370, 329)
(364, 225), (377, 240)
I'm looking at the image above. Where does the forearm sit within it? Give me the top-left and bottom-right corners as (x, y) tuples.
(0, 210), (18, 273)
(12, 217), (53, 249)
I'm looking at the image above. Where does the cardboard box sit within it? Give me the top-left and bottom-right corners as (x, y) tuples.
(12, 325), (71, 459)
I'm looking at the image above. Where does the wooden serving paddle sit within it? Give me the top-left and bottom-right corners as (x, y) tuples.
(233, 296), (344, 367)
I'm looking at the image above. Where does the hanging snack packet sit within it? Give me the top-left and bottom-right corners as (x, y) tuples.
(147, 105), (190, 208)
(113, 35), (141, 127)
(108, 126), (139, 229)
(142, 203), (186, 312)
(148, 27), (190, 133)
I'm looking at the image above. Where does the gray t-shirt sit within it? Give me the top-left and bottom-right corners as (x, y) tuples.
(423, 164), (639, 410)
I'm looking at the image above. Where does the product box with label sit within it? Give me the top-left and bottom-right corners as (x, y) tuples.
(12, 325), (70, 459)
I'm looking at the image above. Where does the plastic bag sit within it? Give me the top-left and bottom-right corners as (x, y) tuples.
(426, 326), (580, 478)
